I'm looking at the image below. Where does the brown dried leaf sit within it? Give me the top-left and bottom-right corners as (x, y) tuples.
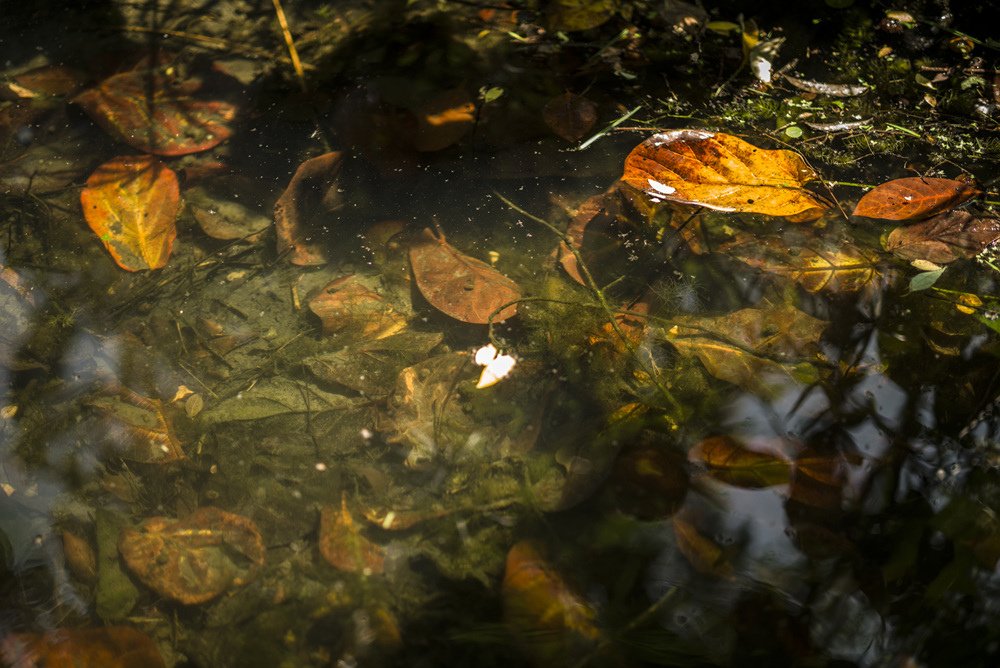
(543, 92), (597, 142)
(886, 210), (1000, 264)
(409, 227), (521, 324)
(672, 517), (734, 578)
(88, 386), (185, 464)
(411, 89), (475, 152)
(62, 530), (97, 583)
(118, 507), (265, 604)
(688, 435), (791, 488)
(274, 151), (345, 266)
(0, 627), (166, 668)
(308, 275), (406, 339)
(621, 130), (827, 219)
(319, 492), (385, 575)
(853, 177), (981, 221)
(80, 155), (179, 271)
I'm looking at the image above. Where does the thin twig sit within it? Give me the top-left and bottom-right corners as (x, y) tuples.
(271, 0), (308, 92)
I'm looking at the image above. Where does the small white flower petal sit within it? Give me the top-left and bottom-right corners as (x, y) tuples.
(647, 179), (676, 195)
(474, 343), (499, 366)
(476, 354), (516, 388)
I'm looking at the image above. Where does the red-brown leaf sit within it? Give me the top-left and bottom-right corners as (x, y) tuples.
(409, 227), (521, 324)
(885, 210), (1000, 264)
(308, 275), (406, 339)
(274, 152), (345, 266)
(1, 627), (166, 668)
(853, 177), (981, 221)
(80, 155), (179, 271)
(319, 492), (385, 575)
(72, 67), (236, 156)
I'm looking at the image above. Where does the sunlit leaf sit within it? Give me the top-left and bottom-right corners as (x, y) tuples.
(319, 492), (385, 575)
(274, 151), (345, 266)
(908, 267), (946, 291)
(853, 177), (981, 221)
(622, 130), (827, 218)
(308, 275), (406, 340)
(660, 303), (828, 394)
(80, 155), (179, 271)
(0, 627), (166, 668)
(119, 507), (265, 605)
(409, 227), (521, 324)
(886, 210), (1000, 264)
(720, 230), (878, 292)
(672, 517), (734, 578)
(547, 0), (619, 32)
(688, 435), (791, 488)
(543, 92), (597, 142)
(72, 66), (236, 156)
(502, 541), (602, 666)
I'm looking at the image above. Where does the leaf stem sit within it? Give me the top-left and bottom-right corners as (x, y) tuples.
(574, 105), (643, 151)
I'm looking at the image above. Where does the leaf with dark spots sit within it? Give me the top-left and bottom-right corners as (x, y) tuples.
(853, 177), (981, 221)
(886, 210), (1000, 264)
(274, 151), (345, 266)
(72, 66), (236, 156)
(543, 92), (597, 142)
(621, 130), (827, 219)
(409, 227), (521, 324)
(80, 155), (179, 271)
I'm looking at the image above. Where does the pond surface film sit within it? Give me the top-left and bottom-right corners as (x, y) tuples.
(1, 1), (1000, 666)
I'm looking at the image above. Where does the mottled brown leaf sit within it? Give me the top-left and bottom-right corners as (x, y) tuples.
(543, 92), (597, 142)
(72, 67), (236, 156)
(118, 507), (265, 604)
(319, 492), (385, 575)
(672, 517), (733, 578)
(274, 151), (345, 266)
(80, 155), (179, 271)
(853, 177), (980, 221)
(622, 130), (827, 219)
(1, 627), (165, 668)
(409, 227), (521, 324)
(886, 210), (1000, 264)
(688, 435), (791, 488)
(88, 386), (185, 464)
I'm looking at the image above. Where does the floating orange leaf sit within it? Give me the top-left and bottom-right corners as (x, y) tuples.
(886, 210), (1000, 264)
(688, 435), (791, 488)
(308, 275), (406, 339)
(409, 227), (521, 324)
(73, 66), (236, 156)
(274, 151), (345, 266)
(319, 492), (385, 575)
(621, 130), (827, 219)
(118, 507), (265, 605)
(0, 627), (165, 668)
(502, 541), (602, 666)
(853, 177), (981, 221)
(543, 92), (597, 142)
(80, 155), (179, 271)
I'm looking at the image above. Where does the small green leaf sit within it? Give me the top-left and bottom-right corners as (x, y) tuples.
(480, 86), (504, 103)
(909, 267), (946, 292)
(784, 125), (803, 138)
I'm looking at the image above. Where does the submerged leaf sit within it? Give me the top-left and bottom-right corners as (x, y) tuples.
(201, 378), (354, 424)
(543, 92), (597, 142)
(411, 89), (476, 152)
(319, 493), (385, 575)
(304, 330), (443, 396)
(886, 210), (1000, 264)
(688, 435), (791, 488)
(80, 155), (179, 271)
(409, 227), (521, 324)
(72, 67), (236, 156)
(119, 507), (265, 605)
(502, 541), (602, 666)
(308, 275), (406, 339)
(853, 177), (981, 221)
(720, 230), (878, 292)
(1, 627), (166, 668)
(621, 130), (827, 218)
(274, 151), (345, 266)
(547, 0), (619, 32)
(672, 517), (733, 578)
(661, 303), (828, 394)
(88, 386), (185, 463)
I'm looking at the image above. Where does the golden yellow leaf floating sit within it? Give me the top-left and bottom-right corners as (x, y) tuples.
(621, 130), (827, 219)
(80, 155), (179, 271)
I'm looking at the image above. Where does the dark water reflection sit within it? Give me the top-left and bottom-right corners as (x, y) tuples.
(3, 1), (1000, 667)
